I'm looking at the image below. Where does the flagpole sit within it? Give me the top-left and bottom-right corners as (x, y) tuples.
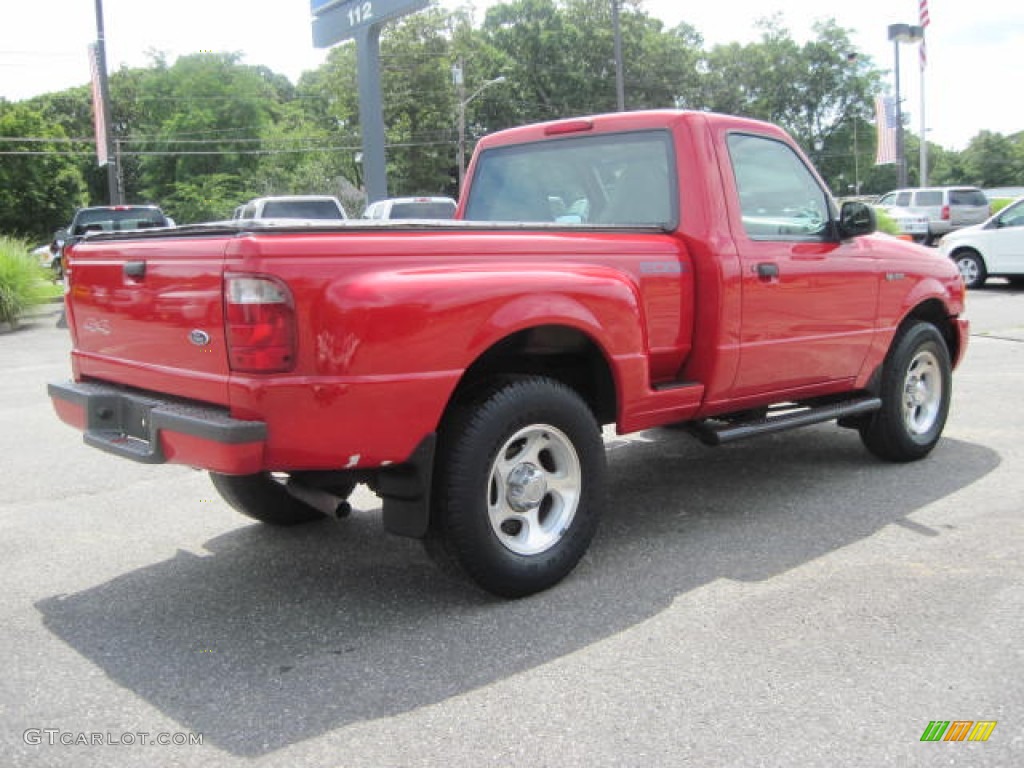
(920, 64), (927, 186)
(918, 0), (931, 187)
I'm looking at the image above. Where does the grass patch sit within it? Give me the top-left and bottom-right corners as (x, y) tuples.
(0, 235), (52, 328)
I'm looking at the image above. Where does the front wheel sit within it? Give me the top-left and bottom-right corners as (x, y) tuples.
(427, 377), (606, 598)
(954, 250), (987, 289)
(859, 322), (952, 462)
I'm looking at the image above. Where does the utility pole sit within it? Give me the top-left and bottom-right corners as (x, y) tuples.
(93, 0), (120, 204)
(611, 0), (625, 111)
(454, 59), (466, 191)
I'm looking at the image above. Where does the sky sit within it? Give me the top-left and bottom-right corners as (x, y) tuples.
(1, 1), (1020, 150)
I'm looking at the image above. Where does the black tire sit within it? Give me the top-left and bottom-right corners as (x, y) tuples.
(953, 249), (987, 289)
(209, 472), (325, 526)
(426, 377), (606, 598)
(859, 322), (952, 463)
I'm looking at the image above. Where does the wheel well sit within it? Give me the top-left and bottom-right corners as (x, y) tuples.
(903, 299), (961, 366)
(451, 325), (617, 425)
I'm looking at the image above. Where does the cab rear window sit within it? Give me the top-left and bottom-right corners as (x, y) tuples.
(73, 208), (167, 235)
(465, 130), (676, 228)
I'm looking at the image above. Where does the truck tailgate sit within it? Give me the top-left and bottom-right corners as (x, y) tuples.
(66, 235), (231, 405)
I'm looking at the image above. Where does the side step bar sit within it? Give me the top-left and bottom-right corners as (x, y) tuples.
(691, 396), (882, 446)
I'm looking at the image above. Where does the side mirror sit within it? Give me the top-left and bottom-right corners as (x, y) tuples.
(838, 201), (876, 238)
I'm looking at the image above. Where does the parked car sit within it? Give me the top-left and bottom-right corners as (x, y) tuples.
(53, 206), (172, 272)
(362, 196), (457, 220)
(34, 242), (62, 279)
(881, 206), (930, 241)
(875, 186), (990, 244)
(938, 197), (1024, 288)
(50, 109), (967, 597)
(66, 205), (172, 237)
(233, 195), (348, 221)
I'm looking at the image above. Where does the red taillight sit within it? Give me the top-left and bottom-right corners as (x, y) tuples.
(941, 205), (950, 221)
(224, 275), (296, 373)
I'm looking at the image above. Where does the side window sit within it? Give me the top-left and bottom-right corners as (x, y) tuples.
(727, 133), (830, 240)
(878, 193), (897, 206)
(895, 191), (912, 206)
(998, 203), (1024, 228)
(915, 190), (943, 206)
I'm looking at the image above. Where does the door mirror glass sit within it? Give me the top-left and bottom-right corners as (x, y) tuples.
(838, 201), (876, 238)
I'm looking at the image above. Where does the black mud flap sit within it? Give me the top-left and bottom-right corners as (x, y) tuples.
(377, 434), (436, 538)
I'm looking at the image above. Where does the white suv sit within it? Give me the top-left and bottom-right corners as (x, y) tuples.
(876, 186), (990, 244)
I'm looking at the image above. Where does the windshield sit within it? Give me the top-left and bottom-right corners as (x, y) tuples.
(464, 130), (676, 228)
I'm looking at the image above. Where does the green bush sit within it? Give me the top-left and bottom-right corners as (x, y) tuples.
(989, 198), (1013, 215)
(872, 207), (902, 236)
(0, 236), (47, 328)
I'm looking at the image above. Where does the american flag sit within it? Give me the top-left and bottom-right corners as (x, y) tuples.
(919, 0), (931, 69)
(88, 44), (108, 167)
(875, 95), (898, 166)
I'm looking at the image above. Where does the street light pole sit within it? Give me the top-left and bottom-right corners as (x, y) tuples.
(887, 23), (924, 188)
(455, 65), (506, 192)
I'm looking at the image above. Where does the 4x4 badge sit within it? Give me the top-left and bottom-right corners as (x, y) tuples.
(189, 330), (211, 346)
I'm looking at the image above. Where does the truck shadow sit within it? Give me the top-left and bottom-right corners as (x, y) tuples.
(36, 427), (998, 756)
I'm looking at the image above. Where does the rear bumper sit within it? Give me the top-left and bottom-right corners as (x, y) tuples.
(48, 380), (266, 474)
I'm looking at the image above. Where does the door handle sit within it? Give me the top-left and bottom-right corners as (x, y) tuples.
(755, 262), (779, 280)
(124, 261), (146, 279)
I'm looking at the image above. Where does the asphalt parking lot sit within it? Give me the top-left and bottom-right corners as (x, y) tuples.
(2, 286), (1022, 767)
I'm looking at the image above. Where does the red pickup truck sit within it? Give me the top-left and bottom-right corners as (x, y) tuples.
(50, 110), (968, 597)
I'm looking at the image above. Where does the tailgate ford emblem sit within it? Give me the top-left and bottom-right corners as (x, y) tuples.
(188, 329), (211, 346)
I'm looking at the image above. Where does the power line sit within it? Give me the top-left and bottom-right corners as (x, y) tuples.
(0, 139), (457, 158)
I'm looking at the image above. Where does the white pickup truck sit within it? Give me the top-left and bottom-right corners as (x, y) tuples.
(232, 195), (348, 221)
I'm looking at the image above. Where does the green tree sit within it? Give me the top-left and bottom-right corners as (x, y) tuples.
(699, 17), (883, 193)
(961, 131), (1024, 187)
(0, 102), (87, 239)
(162, 173), (244, 223)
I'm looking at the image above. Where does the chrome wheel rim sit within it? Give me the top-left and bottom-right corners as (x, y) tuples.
(487, 424), (581, 556)
(956, 256), (979, 285)
(902, 349), (943, 436)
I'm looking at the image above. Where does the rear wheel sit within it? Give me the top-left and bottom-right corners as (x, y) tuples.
(859, 322), (952, 462)
(426, 377), (606, 598)
(954, 249), (987, 289)
(210, 472), (335, 526)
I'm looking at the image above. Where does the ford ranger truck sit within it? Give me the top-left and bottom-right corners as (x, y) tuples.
(49, 110), (968, 597)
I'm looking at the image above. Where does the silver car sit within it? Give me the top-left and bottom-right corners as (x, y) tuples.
(876, 186), (990, 244)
